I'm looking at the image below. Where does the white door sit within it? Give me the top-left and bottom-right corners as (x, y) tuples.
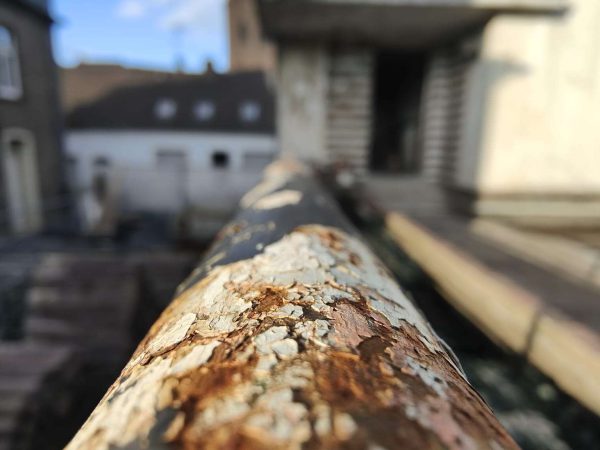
(156, 150), (188, 213)
(1, 128), (42, 233)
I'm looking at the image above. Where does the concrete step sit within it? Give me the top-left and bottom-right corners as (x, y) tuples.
(363, 175), (448, 215)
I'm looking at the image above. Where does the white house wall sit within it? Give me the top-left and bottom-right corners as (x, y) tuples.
(464, 0), (600, 195)
(65, 130), (277, 216)
(277, 44), (329, 164)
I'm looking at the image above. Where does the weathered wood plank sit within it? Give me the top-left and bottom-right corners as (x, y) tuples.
(386, 212), (600, 417)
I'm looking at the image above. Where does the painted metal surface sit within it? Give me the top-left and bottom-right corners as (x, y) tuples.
(66, 160), (518, 449)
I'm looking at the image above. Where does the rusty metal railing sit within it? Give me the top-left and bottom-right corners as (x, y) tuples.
(66, 160), (518, 450)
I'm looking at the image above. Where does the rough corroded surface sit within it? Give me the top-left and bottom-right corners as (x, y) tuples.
(66, 223), (518, 449)
(66, 161), (517, 449)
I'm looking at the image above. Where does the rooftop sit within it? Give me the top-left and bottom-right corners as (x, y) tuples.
(66, 71), (275, 134)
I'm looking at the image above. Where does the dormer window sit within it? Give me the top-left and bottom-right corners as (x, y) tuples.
(0, 26), (22, 101)
(194, 100), (215, 121)
(154, 98), (177, 120)
(239, 101), (261, 123)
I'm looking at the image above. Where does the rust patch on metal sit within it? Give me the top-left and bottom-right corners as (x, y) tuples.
(66, 225), (519, 450)
(250, 285), (289, 314)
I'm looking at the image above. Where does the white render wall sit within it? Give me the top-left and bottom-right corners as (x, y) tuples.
(277, 44), (330, 164)
(65, 130), (277, 215)
(455, 0), (600, 195)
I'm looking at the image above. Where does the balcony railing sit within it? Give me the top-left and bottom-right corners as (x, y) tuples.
(66, 160), (518, 449)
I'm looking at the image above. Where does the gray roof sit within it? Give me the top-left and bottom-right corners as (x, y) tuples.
(67, 71), (275, 134)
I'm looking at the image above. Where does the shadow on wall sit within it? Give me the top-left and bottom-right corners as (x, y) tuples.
(446, 55), (530, 210)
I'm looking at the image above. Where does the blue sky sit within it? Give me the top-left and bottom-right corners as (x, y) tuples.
(51, 0), (229, 73)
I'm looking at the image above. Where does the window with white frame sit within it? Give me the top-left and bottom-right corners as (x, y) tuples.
(239, 100), (261, 123)
(193, 100), (215, 121)
(154, 98), (177, 120)
(0, 26), (22, 101)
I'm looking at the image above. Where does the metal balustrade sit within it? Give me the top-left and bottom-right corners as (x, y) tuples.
(66, 160), (518, 450)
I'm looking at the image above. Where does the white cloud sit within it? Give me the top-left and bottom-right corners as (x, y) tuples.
(113, 0), (228, 70)
(116, 0), (226, 33)
(116, 0), (147, 19)
(159, 0), (225, 33)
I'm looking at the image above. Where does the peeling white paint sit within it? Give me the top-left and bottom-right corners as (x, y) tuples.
(169, 341), (221, 375)
(314, 403), (332, 437)
(66, 224), (504, 450)
(256, 353), (279, 374)
(252, 190), (303, 210)
(239, 163), (298, 208)
(407, 399), (478, 450)
(295, 319), (330, 343)
(255, 326), (289, 352)
(273, 303), (303, 319)
(193, 384), (255, 429)
(334, 412), (358, 440)
(145, 313), (196, 356)
(67, 357), (172, 449)
(272, 338), (299, 358)
(405, 356), (447, 397)
(251, 388), (311, 442)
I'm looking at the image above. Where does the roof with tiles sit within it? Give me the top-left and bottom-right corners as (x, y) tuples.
(66, 71), (275, 134)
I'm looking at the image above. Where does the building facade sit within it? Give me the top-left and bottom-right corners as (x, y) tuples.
(65, 71), (277, 233)
(228, 0), (276, 73)
(260, 0), (599, 225)
(0, 0), (64, 234)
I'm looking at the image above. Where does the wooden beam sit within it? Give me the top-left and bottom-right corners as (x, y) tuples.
(470, 219), (600, 292)
(386, 212), (600, 416)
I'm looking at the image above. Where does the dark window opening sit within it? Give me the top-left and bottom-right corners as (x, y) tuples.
(212, 151), (229, 168)
(371, 52), (425, 173)
(8, 138), (23, 153)
(93, 156), (110, 167)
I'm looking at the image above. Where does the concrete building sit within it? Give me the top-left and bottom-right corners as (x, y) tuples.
(65, 71), (276, 233)
(259, 0), (599, 226)
(0, 0), (64, 234)
(228, 0), (276, 73)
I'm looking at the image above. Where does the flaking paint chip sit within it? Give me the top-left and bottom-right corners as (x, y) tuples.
(252, 190), (303, 210)
(146, 313), (196, 355)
